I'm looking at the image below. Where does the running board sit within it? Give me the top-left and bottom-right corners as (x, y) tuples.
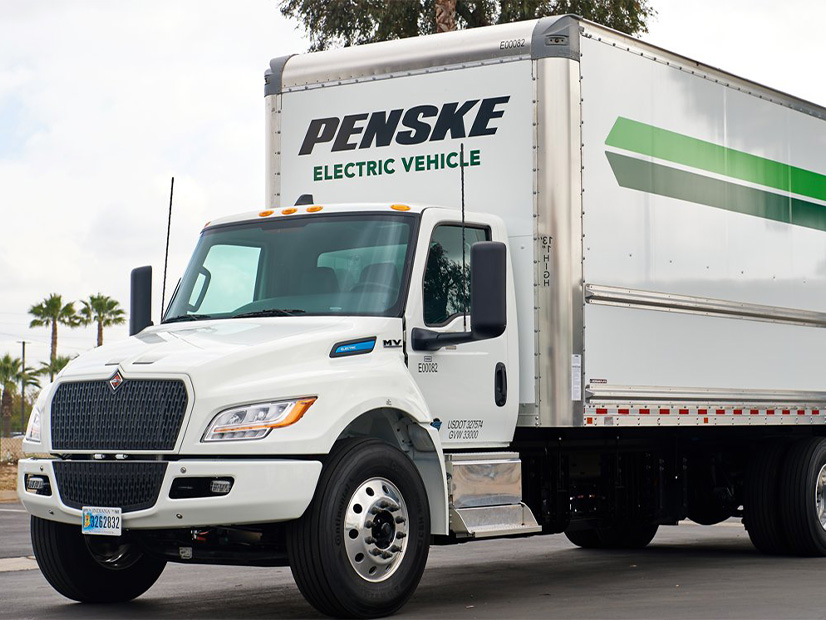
(450, 503), (542, 539)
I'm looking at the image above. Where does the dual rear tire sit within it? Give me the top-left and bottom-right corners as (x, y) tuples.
(745, 436), (826, 556)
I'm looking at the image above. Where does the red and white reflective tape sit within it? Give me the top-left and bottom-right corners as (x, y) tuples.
(584, 405), (826, 427)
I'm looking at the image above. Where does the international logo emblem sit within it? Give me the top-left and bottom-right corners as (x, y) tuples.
(108, 370), (124, 392)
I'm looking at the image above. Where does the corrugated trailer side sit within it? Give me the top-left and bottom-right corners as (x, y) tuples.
(567, 22), (826, 429)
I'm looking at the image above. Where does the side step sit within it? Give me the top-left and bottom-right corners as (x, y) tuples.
(450, 502), (541, 538)
(445, 452), (542, 539)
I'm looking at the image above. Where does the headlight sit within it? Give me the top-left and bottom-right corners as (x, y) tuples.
(25, 407), (41, 443)
(202, 397), (317, 442)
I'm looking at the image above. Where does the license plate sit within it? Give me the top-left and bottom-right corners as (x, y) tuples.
(81, 506), (122, 536)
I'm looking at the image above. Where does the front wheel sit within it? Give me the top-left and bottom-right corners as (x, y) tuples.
(287, 438), (431, 618)
(31, 516), (166, 602)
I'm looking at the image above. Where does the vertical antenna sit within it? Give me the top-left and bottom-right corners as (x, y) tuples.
(161, 177), (174, 320)
(460, 143), (467, 331)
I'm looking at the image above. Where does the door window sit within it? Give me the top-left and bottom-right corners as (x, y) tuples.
(423, 225), (489, 326)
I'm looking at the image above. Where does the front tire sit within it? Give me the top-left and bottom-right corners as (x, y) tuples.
(287, 438), (430, 618)
(31, 516), (166, 602)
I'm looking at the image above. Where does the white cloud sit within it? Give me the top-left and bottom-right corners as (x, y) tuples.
(644, 0), (826, 107)
(0, 1), (308, 367)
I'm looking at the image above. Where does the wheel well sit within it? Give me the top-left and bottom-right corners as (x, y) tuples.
(339, 408), (448, 535)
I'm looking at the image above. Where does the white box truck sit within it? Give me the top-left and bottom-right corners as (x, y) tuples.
(18, 15), (826, 617)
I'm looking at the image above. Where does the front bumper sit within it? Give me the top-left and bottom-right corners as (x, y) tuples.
(17, 458), (322, 529)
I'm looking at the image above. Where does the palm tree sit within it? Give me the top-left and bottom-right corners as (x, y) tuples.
(0, 355), (22, 437)
(29, 294), (81, 368)
(435, 0), (456, 32)
(5, 360), (40, 436)
(38, 355), (75, 383)
(79, 293), (126, 347)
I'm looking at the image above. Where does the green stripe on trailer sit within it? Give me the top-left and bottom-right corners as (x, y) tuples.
(605, 117), (826, 203)
(605, 152), (826, 233)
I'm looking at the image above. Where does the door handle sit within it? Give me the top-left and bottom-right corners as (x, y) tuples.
(494, 362), (507, 407)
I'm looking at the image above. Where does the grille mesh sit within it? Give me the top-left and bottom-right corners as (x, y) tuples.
(51, 379), (188, 451)
(53, 461), (167, 512)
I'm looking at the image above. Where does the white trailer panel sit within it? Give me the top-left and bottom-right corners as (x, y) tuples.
(577, 28), (826, 422)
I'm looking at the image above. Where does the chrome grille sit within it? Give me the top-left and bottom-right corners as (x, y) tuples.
(51, 379), (188, 451)
(53, 461), (167, 512)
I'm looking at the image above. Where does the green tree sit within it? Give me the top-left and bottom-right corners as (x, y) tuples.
(11, 389), (39, 434)
(0, 355), (37, 437)
(29, 294), (81, 372)
(279, 0), (654, 51)
(4, 364), (40, 436)
(37, 355), (75, 383)
(80, 293), (126, 347)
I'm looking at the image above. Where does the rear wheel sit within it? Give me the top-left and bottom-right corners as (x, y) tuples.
(564, 528), (602, 549)
(287, 438), (430, 618)
(31, 516), (166, 602)
(743, 442), (788, 554)
(779, 437), (826, 556)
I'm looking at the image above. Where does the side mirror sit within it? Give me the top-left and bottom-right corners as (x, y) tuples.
(411, 241), (507, 351)
(469, 241), (507, 339)
(130, 266), (153, 336)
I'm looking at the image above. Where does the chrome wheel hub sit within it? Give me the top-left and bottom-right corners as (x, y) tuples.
(344, 477), (409, 582)
(816, 464), (826, 531)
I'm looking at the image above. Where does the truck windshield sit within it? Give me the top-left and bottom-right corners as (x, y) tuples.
(164, 213), (416, 321)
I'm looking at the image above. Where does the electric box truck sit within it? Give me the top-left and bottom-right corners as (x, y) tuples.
(18, 15), (826, 618)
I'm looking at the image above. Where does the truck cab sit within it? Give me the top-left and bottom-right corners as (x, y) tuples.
(18, 201), (522, 617)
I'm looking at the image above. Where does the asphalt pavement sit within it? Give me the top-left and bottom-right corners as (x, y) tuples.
(1, 503), (823, 619)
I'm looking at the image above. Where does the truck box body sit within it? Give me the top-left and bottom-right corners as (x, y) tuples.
(267, 16), (826, 429)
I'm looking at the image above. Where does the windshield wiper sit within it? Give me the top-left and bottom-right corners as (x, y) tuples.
(162, 314), (216, 324)
(233, 308), (307, 318)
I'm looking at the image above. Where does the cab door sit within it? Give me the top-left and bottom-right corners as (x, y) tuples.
(404, 208), (518, 449)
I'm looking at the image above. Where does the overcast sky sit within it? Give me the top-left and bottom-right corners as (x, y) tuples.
(1, 0), (824, 373)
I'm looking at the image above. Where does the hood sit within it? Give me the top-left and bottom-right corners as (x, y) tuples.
(59, 316), (396, 384)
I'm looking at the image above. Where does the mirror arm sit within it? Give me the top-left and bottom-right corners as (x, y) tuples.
(410, 324), (506, 352)
(411, 327), (474, 351)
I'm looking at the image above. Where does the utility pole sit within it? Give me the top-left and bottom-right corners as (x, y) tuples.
(18, 340), (28, 432)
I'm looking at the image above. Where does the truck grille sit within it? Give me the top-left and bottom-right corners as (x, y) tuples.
(53, 461), (167, 513)
(51, 379), (188, 451)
